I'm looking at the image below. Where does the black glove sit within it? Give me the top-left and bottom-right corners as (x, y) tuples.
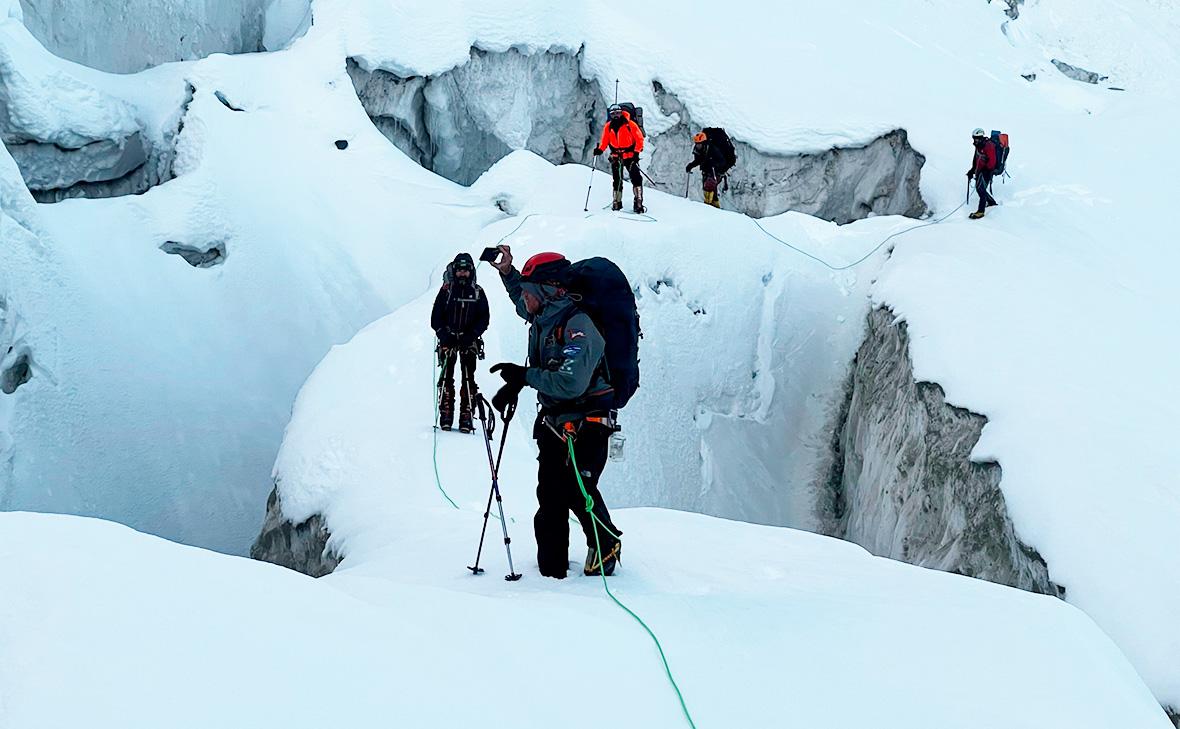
(966, 169), (975, 179)
(685, 162), (694, 173)
(436, 330), (455, 348)
(490, 362), (528, 388)
(592, 147), (603, 156)
(492, 382), (521, 415)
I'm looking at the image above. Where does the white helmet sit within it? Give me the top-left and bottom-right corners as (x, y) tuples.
(972, 128), (986, 138)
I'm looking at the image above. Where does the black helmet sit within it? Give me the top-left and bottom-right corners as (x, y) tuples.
(445, 252), (476, 285)
(608, 104), (624, 118)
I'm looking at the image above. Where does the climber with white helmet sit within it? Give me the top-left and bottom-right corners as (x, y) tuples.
(967, 127), (1000, 219)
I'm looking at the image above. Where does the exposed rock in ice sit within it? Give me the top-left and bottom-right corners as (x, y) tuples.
(17, 0), (269, 73)
(1051, 58), (1110, 84)
(250, 484), (339, 577)
(991, 0), (1023, 19)
(160, 240), (227, 268)
(825, 307), (1058, 595)
(645, 83), (928, 224)
(349, 48), (604, 186)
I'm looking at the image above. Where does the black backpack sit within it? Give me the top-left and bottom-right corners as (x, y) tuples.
(990, 130), (1011, 175)
(704, 127), (737, 172)
(609, 102), (645, 134)
(558, 257), (641, 409)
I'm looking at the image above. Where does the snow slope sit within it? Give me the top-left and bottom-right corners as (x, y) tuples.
(0, 13), (501, 552)
(2, 506), (1169, 729)
(273, 0), (1180, 708)
(1, 0), (1178, 717)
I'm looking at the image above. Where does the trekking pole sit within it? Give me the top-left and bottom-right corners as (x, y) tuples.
(639, 167), (662, 188)
(583, 155), (597, 212)
(467, 391), (498, 575)
(468, 393), (522, 581)
(684, 171), (691, 198)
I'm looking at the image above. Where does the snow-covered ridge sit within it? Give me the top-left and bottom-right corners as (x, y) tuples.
(347, 48), (928, 222)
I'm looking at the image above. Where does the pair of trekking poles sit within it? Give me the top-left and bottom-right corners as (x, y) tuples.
(582, 153), (662, 212)
(465, 377), (523, 581)
(434, 349), (520, 580)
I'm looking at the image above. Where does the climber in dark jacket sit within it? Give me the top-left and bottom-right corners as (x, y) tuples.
(431, 252), (489, 433)
(967, 127), (999, 219)
(488, 245), (622, 579)
(686, 131), (731, 208)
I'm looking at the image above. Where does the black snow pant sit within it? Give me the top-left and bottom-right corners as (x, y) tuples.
(610, 155), (643, 191)
(438, 346), (478, 416)
(533, 418), (622, 578)
(975, 172), (997, 213)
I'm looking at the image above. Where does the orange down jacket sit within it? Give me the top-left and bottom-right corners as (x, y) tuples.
(597, 111), (644, 158)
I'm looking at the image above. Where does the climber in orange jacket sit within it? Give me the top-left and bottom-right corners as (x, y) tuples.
(593, 104), (646, 213)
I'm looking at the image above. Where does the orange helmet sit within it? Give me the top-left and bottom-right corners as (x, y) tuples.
(693, 132), (707, 143)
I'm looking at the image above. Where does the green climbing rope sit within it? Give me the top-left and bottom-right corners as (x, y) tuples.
(431, 343), (460, 510)
(566, 436), (698, 729)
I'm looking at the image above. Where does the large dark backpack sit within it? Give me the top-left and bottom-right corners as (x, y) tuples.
(559, 257), (641, 409)
(609, 102), (645, 135)
(990, 130), (1010, 175)
(703, 127), (737, 173)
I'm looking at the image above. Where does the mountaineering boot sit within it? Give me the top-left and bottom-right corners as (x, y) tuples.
(584, 539), (621, 576)
(439, 391), (454, 431)
(968, 211), (985, 220)
(458, 406), (474, 434)
(704, 190), (720, 208)
(611, 186), (623, 211)
(632, 186), (645, 214)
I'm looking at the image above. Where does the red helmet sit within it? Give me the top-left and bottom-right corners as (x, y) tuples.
(520, 252), (570, 282)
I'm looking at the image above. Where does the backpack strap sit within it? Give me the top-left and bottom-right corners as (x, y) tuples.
(555, 305), (611, 386)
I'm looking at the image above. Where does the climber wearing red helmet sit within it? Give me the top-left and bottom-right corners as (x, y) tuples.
(488, 246), (623, 579)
